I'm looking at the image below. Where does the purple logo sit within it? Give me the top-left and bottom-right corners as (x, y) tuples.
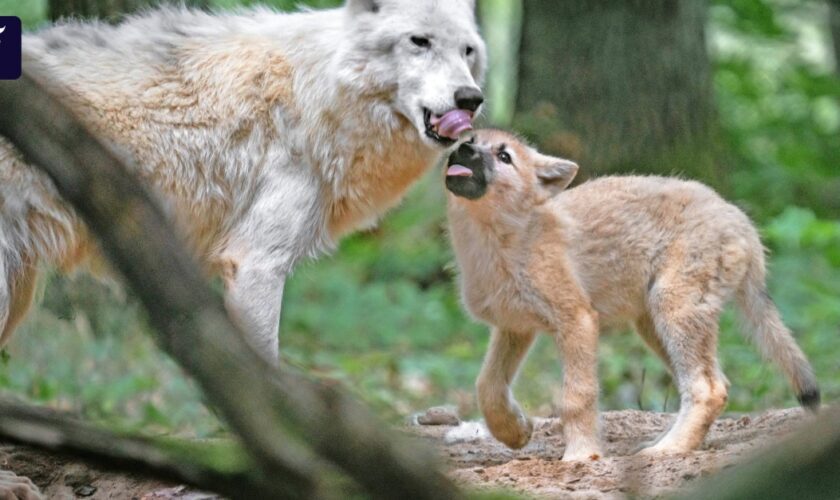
(0, 16), (22, 80)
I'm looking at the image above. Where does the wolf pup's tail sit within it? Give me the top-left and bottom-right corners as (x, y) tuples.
(736, 252), (820, 412)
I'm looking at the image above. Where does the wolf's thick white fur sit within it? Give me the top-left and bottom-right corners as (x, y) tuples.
(0, 0), (486, 363)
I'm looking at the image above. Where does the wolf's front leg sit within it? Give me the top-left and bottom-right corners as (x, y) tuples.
(554, 309), (602, 461)
(223, 254), (287, 366)
(219, 168), (322, 366)
(476, 328), (536, 449)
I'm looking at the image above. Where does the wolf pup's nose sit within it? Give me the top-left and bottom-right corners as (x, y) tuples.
(455, 87), (484, 112)
(457, 141), (475, 157)
(450, 141), (476, 165)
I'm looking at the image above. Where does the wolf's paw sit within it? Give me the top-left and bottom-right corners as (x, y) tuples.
(562, 440), (602, 462)
(487, 413), (533, 449)
(0, 470), (43, 500)
(635, 442), (690, 457)
(631, 439), (659, 455)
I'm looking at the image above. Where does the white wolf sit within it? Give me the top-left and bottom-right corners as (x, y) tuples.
(1, 0), (485, 358)
(1, 0), (485, 494)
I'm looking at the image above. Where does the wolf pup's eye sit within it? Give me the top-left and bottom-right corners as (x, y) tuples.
(465, 46), (475, 56)
(497, 151), (512, 164)
(411, 36), (431, 49)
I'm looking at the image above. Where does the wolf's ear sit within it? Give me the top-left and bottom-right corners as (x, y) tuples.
(346, 0), (381, 15)
(537, 157), (578, 196)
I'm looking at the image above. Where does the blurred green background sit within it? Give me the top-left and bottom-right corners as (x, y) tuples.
(0, 0), (838, 438)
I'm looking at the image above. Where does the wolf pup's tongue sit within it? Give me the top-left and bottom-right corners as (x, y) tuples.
(446, 164), (473, 177)
(435, 110), (473, 139)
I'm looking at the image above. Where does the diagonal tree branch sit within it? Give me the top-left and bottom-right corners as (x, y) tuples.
(0, 68), (460, 499)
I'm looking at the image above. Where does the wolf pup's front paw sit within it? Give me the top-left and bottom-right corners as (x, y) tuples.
(487, 412), (534, 449)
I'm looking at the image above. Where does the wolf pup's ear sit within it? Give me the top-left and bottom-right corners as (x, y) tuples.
(537, 158), (578, 196)
(346, 0), (381, 15)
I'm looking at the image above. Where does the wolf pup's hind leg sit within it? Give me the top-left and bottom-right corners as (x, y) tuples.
(640, 277), (731, 455)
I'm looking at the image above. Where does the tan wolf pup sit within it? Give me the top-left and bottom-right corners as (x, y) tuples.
(444, 129), (819, 461)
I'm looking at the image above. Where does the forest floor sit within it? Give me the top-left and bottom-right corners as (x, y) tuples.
(411, 406), (813, 499)
(0, 407), (813, 499)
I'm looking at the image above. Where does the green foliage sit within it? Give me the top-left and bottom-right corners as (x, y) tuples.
(0, 0), (837, 440)
(711, 0), (840, 219)
(0, 0), (46, 28)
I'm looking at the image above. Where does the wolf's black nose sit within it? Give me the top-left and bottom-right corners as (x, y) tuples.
(455, 87), (484, 112)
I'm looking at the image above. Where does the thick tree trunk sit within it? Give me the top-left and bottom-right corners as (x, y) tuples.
(516, 1), (718, 182)
(48, 0), (209, 22)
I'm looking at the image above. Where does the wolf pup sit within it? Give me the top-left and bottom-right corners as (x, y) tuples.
(0, 0), (486, 362)
(445, 129), (819, 461)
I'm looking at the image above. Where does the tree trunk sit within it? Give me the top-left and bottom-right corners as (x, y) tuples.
(48, 0), (209, 22)
(516, 1), (718, 183)
(478, 0), (523, 127)
(830, 0), (840, 75)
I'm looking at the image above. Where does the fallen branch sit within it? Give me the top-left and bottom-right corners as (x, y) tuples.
(0, 399), (280, 498)
(0, 68), (460, 499)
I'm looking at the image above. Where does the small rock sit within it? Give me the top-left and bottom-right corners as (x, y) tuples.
(63, 468), (93, 488)
(416, 406), (460, 426)
(73, 485), (97, 497)
(738, 415), (752, 427)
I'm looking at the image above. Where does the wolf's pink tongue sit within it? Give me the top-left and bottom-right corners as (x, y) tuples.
(446, 164), (473, 177)
(437, 110), (473, 139)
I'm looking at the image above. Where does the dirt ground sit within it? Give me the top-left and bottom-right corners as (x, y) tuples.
(0, 407), (814, 499)
(0, 446), (218, 500)
(410, 407), (815, 499)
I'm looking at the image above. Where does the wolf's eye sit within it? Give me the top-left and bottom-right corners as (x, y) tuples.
(465, 46), (475, 56)
(411, 36), (431, 49)
(497, 151), (512, 164)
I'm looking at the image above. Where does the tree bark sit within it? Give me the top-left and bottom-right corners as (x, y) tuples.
(0, 69), (461, 500)
(48, 0), (210, 22)
(516, 1), (718, 182)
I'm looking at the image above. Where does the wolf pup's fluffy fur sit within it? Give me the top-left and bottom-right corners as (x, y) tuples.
(0, 0), (486, 362)
(445, 129), (819, 460)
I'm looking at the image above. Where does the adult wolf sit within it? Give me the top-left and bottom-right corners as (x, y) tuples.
(0, 0), (486, 362)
